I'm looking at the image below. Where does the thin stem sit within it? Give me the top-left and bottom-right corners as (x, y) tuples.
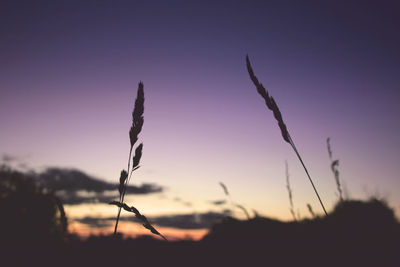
(288, 136), (328, 216)
(285, 160), (296, 221)
(126, 146), (133, 182)
(121, 146), (133, 202)
(113, 205), (122, 235)
(114, 146), (133, 235)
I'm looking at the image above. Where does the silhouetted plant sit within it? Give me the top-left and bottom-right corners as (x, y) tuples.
(327, 137), (343, 202)
(246, 55), (328, 216)
(285, 161), (297, 221)
(110, 82), (165, 239)
(110, 200), (167, 240)
(307, 203), (316, 218)
(219, 182), (250, 219)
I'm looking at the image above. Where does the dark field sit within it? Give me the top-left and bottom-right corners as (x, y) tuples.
(1, 197), (399, 267)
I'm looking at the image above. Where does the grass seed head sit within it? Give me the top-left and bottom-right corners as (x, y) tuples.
(118, 170), (128, 196)
(219, 182), (229, 196)
(129, 82), (145, 148)
(132, 143), (143, 169)
(246, 55), (290, 143)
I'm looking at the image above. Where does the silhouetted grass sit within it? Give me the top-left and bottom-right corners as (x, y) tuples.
(327, 137), (343, 202)
(110, 201), (167, 240)
(285, 161), (297, 221)
(246, 55), (328, 216)
(307, 203), (316, 218)
(110, 82), (165, 239)
(219, 182), (250, 219)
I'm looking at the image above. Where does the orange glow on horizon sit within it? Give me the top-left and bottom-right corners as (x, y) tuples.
(68, 220), (208, 241)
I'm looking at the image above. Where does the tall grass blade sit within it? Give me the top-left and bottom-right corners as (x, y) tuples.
(113, 82), (145, 235)
(246, 55), (328, 216)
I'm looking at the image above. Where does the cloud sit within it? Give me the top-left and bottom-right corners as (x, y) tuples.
(39, 168), (163, 194)
(75, 215), (141, 228)
(0, 165), (163, 205)
(2, 154), (18, 163)
(54, 190), (119, 205)
(150, 210), (232, 229)
(75, 217), (114, 228)
(75, 210), (232, 230)
(209, 200), (227, 206)
(0, 164), (164, 205)
(34, 167), (163, 205)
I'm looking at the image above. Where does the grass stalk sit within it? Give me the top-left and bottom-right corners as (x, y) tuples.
(113, 146), (133, 235)
(113, 82), (144, 235)
(289, 137), (328, 215)
(110, 82), (165, 240)
(327, 137), (343, 202)
(246, 55), (328, 216)
(285, 161), (296, 221)
(307, 203), (316, 218)
(219, 182), (251, 220)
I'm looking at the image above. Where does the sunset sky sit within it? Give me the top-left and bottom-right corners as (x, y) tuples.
(1, 0), (399, 239)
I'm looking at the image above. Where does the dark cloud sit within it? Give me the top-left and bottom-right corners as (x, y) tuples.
(39, 168), (163, 194)
(75, 217), (114, 228)
(35, 168), (163, 205)
(75, 210), (232, 230)
(54, 190), (117, 205)
(210, 200), (227, 206)
(2, 154), (18, 163)
(75, 216), (143, 228)
(150, 210), (232, 229)
(0, 166), (163, 205)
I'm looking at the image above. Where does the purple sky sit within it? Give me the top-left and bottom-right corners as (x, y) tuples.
(1, 0), (400, 221)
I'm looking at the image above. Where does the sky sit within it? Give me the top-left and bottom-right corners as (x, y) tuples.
(1, 0), (400, 238)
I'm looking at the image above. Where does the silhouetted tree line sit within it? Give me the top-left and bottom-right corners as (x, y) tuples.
(0, 165), (67, 242)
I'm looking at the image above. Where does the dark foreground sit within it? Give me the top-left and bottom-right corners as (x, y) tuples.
(1, 199), (399, 267)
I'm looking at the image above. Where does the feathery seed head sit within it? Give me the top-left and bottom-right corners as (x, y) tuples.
(129, 82), (145, 148)
(246, 55), (290, 144)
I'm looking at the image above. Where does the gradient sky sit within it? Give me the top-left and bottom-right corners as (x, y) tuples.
(1, 0), (400, 236)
